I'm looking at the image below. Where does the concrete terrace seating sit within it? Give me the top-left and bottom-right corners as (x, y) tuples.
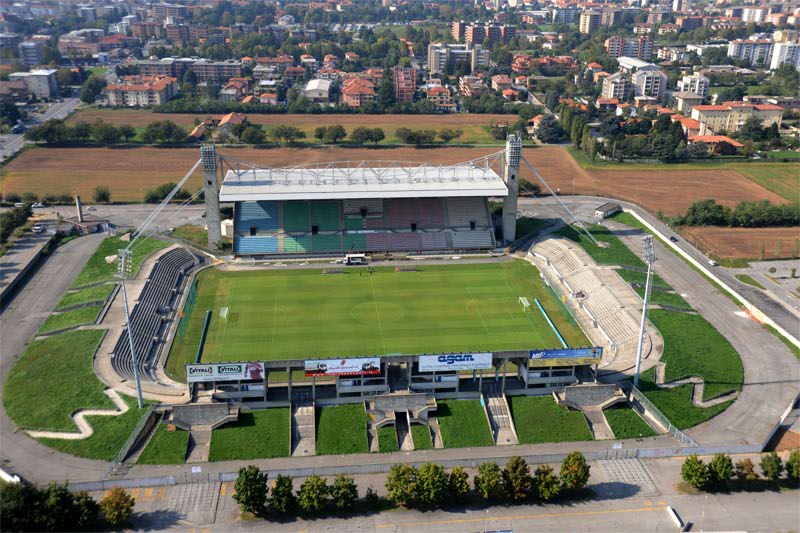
(447, 197), (488, 227)
(234, 235), (278, 254)
(366, 232), (391, 250)
(551, 252), (585, 276)
(284, 201), (310, 232)
(451, 230), (494, 249)
(344, 233), (367, 250)
(387, 199), (418, 229)
(534, 239), (570, 261)
(564, 269), (603, 294)
(364, 216), (386, 229)
(112, 247), (198, 383)
(599, 309), (640, 345)
(417, 198), (445, 228)
(237, 201), (278, 232)
(583, 287), (622, 319)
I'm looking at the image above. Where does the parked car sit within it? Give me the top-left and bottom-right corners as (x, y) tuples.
(32, 203), (44, 208)
(708, 259), (718, 266)
(31, 224), (44, 233)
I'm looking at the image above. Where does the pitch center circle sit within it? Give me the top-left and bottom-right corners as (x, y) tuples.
(350, 301), (404, 324)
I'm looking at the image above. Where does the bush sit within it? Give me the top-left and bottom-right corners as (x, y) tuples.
(474, 462), (504, 501)
(448, 466), (470, 502)
(233, 466), (268, 515)
(503, 456), (533, 501)
(681, 454), (709, 489)
(21, 191), (38, 203)
(735, 458), (759, 481)
(386, 463), (417, 507)
(708, 453), (734, 485)
(270, 475), (297, 516)
(93, 185), (111, 204)
(787, 450), (800, 482)
(297, 475), (329, 515)
(560, 451), (591, 489)
(330, 475), (358, 513)
(533, 465), (561, 501)
(0, 482), (99, 531)
(100, 487), (135, 528)
(415, 463), (449, 509)
(364, 486), (380, 509)
(760, 452), (784, 481)
(0, 204), (33, 244)
(4, 192), (21, 204)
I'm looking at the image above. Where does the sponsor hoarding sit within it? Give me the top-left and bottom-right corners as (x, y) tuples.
(418, 353), (493, 372)
(186, 362), (265, 382)
(304, 358), (381, 377)
(528, 347), (603, 367)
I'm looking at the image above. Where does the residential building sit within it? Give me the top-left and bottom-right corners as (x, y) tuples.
(676, 16), (704, 30)
(579, 11), (601, 34)
(256, 55), (294, 72)
(550, 6), (580, 24)
(659, 24), (680, 35)
(459, 75), (484, 97)
(9, 69), (59, 99)
(770, 42), (800, 71)
(283, 66), (305, 86)
(57, 29), (104, 56)
(690, 102), (783, 133)
(131, 22), (164, 39)
(451, 21), (466, 42)
(317, 68), (341, 81)
(165, 24), (190, 45)
(0, 79), (29, 103)
(459, 22), (515, 45)
(304, 79), (331, 103)
(491, 74), (513, 92)
(105, 75), (179, 106)
(631, 67), (667, 99)
(422, 85), (455, 112)
(605, 36), (653, 61)
(672, 91), (703, 114)
(191, 59), (243, 84)
(152, 3), (187, 20)
(741, 7), (768, 23)
(672, 0), (692, 11)
(677, 73), (710, 97)
(341, 78), (375, 108)
(392, 66), (416, 103)
(427, 42), (489, 75)
(601, 72), (630, 100)
(727, 39), (773, 67)
(634, 23), (652, 35)
(18, 41), (44, 68)
(601, 10), (621, 27)
(136, 57), (195, 79)
(219, 82), (245, 103)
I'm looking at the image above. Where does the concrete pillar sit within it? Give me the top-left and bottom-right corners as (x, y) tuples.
(502, 134), (522, 243)
(200, 144), (222, 251)
(287, 365), (292, 400)
(502, 358), (507, 391)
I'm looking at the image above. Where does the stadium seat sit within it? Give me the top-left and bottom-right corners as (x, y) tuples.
(446, 198), (489, 227)
(343, 233), (367, 251)
(310, 200), (340, 231)
(234, 235), (279, 254)
(311, 234), (343, 253)
(284, 235), (310, 253)
(236, 201), (279, 232)
(417, 198), (446, 228)
(284, 201), (310, 232)
(451, 230), (494, 249)
(387, 199), (418, 229)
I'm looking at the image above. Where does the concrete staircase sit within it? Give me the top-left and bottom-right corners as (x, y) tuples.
(185, 430), (211, 463)
(483, 388), (519, 446)
(583, 408), (615, 440)
(291, 397), (316, 457)
(396, 411), (413, 451)
(428, 417), (445, 449)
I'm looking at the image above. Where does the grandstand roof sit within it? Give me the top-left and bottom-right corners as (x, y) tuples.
(218, 156), (509, 201)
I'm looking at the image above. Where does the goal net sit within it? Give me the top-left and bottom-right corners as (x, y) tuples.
(518, 297), (531, 311)
(220, 306), (229, 321)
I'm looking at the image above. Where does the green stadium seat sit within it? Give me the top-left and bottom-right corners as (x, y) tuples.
(312, 234), (343, 253)
(344, 216), (364, 230)
(284, 235), (310, 253)
(343, 234), (367, 251)
(310, 200), (340, 231)
(284, 201), (310, 232)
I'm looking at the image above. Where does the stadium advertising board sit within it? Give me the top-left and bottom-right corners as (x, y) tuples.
(304, 358), (381, 377)
(186, 362), (265, 382)
(528, 348), (603, 367)
(418, 353), (493, 372)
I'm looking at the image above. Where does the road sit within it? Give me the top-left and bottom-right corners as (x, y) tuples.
(0, 221), (54, 302)
(0, 96), (82, 160)
(0, 233), (109, 483)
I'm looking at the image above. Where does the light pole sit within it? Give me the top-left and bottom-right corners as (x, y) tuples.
(633, 235), (656, 388)
(116, 249), (144, 408)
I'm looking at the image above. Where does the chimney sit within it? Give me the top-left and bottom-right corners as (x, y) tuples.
(75, 195), (84, 223)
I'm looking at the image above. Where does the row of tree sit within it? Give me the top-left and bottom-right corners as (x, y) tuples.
(673, 199), (799, 228)
(395, 127), (464, 146)
(681, 450), (799, 490)
(0, 482), (134, 531)
(143, 182), (195, 204)
(232, 452), (591, 519)
(24, 119), (187, 145)
(0, 204), (33, 244)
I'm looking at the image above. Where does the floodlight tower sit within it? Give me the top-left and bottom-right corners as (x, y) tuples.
(502, 134), (522, 243)
(201, 144), (222, 251)
(116, 249), (144, 408)
(633, 235), (657, 388)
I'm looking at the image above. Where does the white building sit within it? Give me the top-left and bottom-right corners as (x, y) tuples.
(304, 79), (331, 103)
(427, 42), (489, 74)
(677, 72), (710, 98)
(728, 39), (773, 66)
(631, 67), (667, 99)
(601, 72), (630, 99)
(9, 69), (59, 99)
(770, 42), (800, 71)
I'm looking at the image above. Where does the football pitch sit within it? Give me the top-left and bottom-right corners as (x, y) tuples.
(167, 260), (589, 378)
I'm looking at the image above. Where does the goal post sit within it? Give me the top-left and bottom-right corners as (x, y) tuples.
(518, 296), (531, 311)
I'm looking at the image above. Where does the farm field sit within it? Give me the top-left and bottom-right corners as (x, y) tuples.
(166, 260), (588, 378)
(682, 226), (800, 260)
(507, 396), (593, 444)
(2, 146), (790, 211)
(435, 400), (494, 448)
(67, 109), (508, 144)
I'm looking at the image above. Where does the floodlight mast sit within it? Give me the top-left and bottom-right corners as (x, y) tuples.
(633, 235), (657, 387)
(116, 249), (144, 409)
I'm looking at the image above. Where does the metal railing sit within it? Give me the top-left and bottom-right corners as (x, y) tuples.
(623, 382), (697, 447)
(106, 404), (158, 477)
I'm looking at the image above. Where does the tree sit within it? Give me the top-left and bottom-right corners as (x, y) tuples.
(377, 73), (396, 109)
(498, 456), (531, 501)
(681, 454), (710, 489)
(439, 128), (463, 145)
(474, 462), (504, 501)
(100, 487), (135, 528)
(415, 462), (449, 509)
(93, 185), (111, 204)
(760, 452), (784, 481)
(330, 475), (358, 513)
(786, 450), (800, 483)
(395, 127), (414, 144)
(0, 482), (46, 531)
(313, 125), (327, 141)
(742, 140), (755, 158)
(708, 453), (734, 485)
(71, 121), (92, 142)
(230, 122), (248, 142)
(533, 465), (561, 501)
(233, 466), (269, 515)
(364, 486), (380, 509)
(536, 115), (564, 144)
(241, 127), (265, 145)
(735, 458), (759, 481)
(80, 75), (106, 104)
(350, 126), (371, 145)
(448, 466), (470, 502)
(91, 121), (120, 144)
(386, 463), (417, 507)
(323, 124), (347, 145)
(73, 491), (100, 530)
(298, 475), (329, 515)
(560, 451), (591, 489)
(270, 474), (297, 516)
(738, 115), (765, 141)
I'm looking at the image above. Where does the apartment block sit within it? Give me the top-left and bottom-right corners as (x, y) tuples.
(392, 66), (416, 103)
(191, 59), (244, 84)
(579, 11), (601, 34)
(427, 42), (489, 74)
(601, 72), (630, 100)
(690, 102), (783, 133)
(105, 76), (179, 107)
(770, 42), (800, 71)
(605, 36), (653, 60)
(727, 39), (773, 66)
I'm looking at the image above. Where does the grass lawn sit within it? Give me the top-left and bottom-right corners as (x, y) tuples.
(38, 304), (103, 334)
(649, 309), (743, 401)
(315, 405), (369, 455)
(637, 369), (733, 429)
(507, 396), (593, 444)
(604, 405), (657, 440)
(37, 395), (150, 461)
(167, 260), (588, 379)
(4, 330), (109, 431)
(436, 400), (494, 448)
(735, 274), (767, 290)
(71, 236), (169, 288)
(208, 409), (290, 461)
(733, 165), (799, 202)
(555, 224), (646, 268)
(170, 224), (210, 248)
(137, 424), (189, 464)
(760, 150), (800, 161)
(55, 284), (115, 311)
(411, 424), (433, 450)
(378, 425), (399, 453)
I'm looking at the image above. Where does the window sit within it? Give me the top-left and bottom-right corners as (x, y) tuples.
(411, 223), (417, 232)
(312, 225), (319, 235)
(360, 207), (367, 217)
(250, 226), (256, 236)
(470, 221), (476, 230)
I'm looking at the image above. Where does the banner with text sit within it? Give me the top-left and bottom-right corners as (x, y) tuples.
(305, 358), (381, 377)
(528, 348), (603, 367)
(186, 362), (265, 383)
(418, 353), (493, 372)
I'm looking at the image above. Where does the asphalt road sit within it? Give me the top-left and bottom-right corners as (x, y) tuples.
(0, 96), (82, 160)
(0, 233), (108, 482)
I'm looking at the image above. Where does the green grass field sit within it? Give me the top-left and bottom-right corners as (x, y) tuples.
(315, 405), (369, 455)
(637, 369), (733, 429)
(138, 424), (189, 464)
(507, 396), (593, 444)
(411, 424), (433, 450)
(735, 274), (767, 290)
(38, 304), (103, 334)
(603, 405), (657, 440)
(208, 409), (290, 461)
(378, 425), (399, 453)
(71, 236), (169, 289)
(4, 329), (109, 431)
(436, 400), (494, 448)
(55, 284), (115, 311)
(167, 260), (588, 379)
(555, 224), (646, 268)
